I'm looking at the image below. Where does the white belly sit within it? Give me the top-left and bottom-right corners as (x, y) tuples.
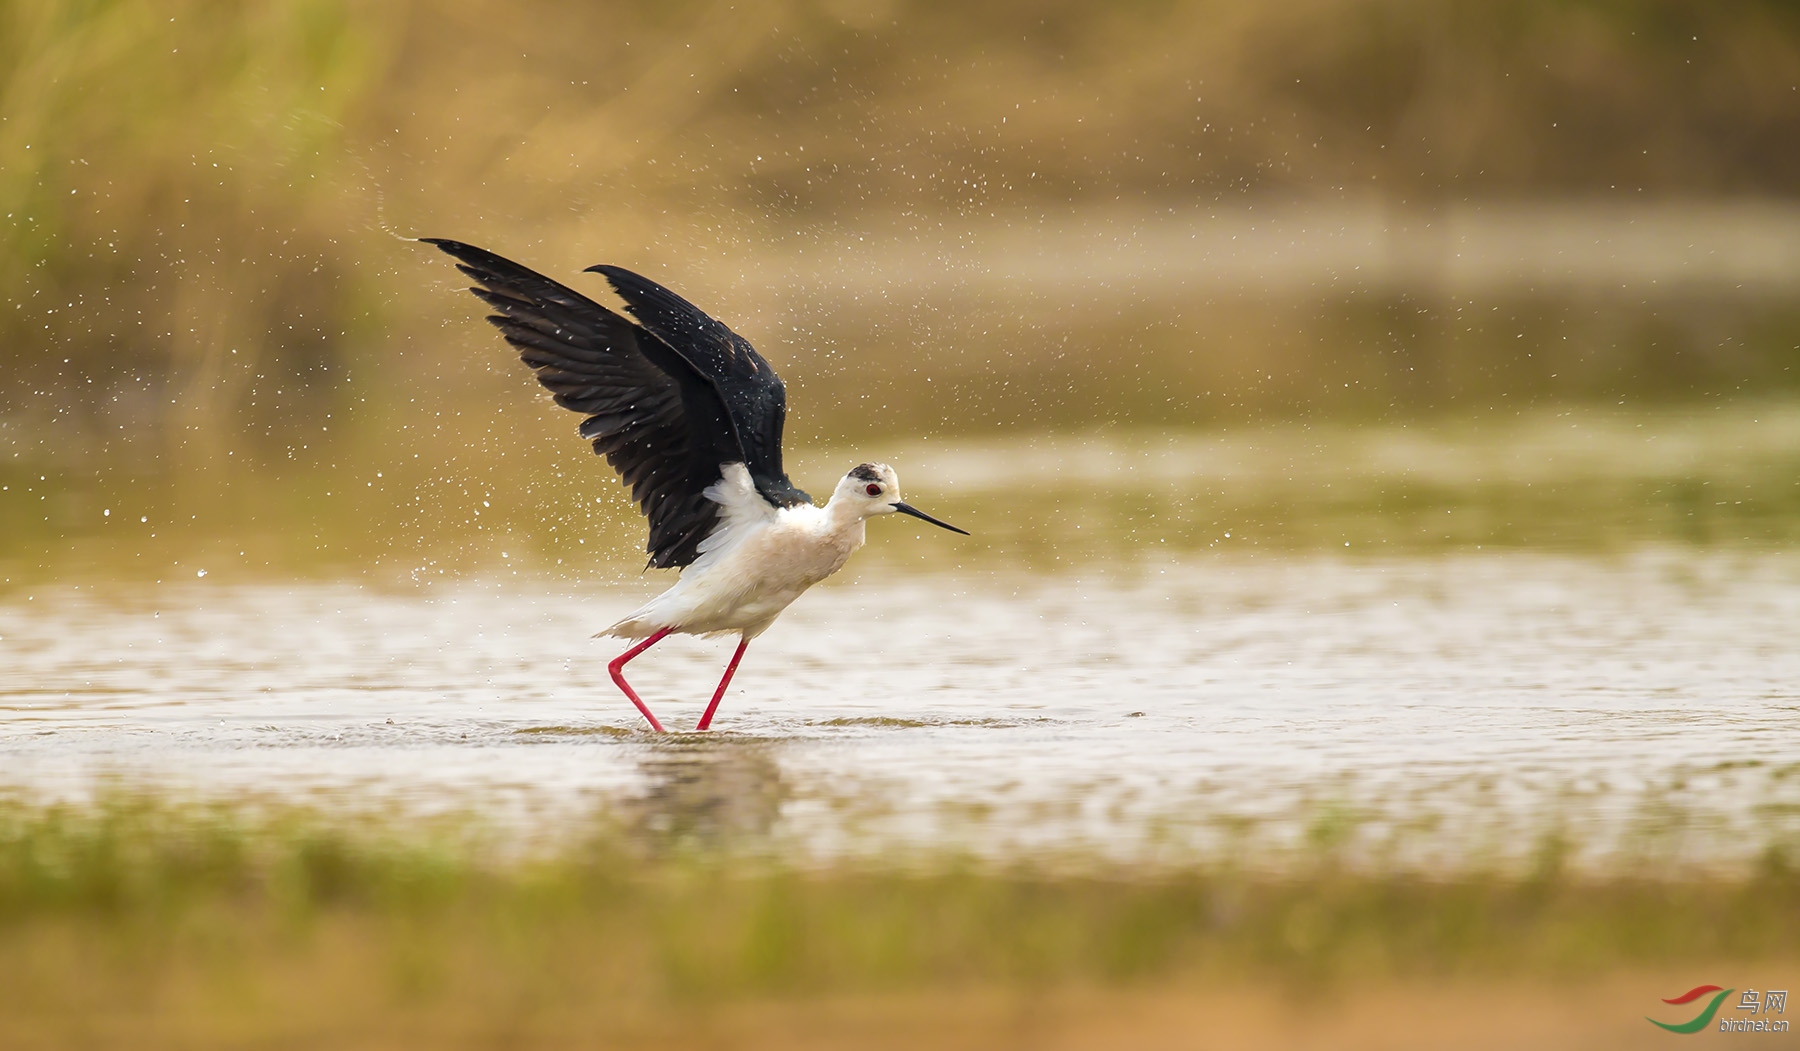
(603, 507), (864, 640)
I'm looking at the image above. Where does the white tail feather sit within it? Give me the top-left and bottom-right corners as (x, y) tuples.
(598, 463), (778, 638)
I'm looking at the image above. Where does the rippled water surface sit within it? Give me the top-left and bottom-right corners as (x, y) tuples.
(4, 547), (1797, 875)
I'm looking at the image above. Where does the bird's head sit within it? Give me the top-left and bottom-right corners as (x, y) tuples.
(832, 463), (969, 535)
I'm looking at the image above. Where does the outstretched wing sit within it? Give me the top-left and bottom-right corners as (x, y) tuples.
(424, 238), (753, 569)
(587, 264), (810, 509)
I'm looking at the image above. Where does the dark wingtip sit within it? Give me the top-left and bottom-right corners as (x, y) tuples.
(583, 263), (639, 295)
(585, 263), (669, 296)
(421, 238), (489, 265)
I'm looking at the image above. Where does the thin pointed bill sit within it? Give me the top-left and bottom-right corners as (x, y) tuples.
(891, 501), (970, 535)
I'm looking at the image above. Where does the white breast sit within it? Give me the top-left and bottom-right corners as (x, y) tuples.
(600, 465), (865, 640)
(671, 503), (862, 637)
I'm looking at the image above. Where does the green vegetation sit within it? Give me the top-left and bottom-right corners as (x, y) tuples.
(4, 0), (1800, 468)
(0, 795), (1794, 1005)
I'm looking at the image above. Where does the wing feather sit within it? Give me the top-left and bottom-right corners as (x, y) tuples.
(425, 238), (752, 569)
(587, 264), (810, 508)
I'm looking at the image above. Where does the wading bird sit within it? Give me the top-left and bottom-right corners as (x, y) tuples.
(425, 239), (968, 732)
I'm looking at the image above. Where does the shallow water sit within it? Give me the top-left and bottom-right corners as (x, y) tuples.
(3, 548), (1797, 875)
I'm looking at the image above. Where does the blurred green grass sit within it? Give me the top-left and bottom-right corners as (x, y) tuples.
(0, 794), (1794, 1011)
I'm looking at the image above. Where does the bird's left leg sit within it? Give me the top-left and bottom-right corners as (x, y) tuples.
(609, 628), (672, 733)
(695, 636), (751, 731)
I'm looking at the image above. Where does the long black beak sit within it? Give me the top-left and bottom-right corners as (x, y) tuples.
(891, 502), (970, 535)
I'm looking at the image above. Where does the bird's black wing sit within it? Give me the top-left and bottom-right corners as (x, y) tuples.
(586, 264), (810, 509)
(424, 238), (749, 569)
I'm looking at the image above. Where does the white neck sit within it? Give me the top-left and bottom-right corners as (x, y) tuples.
(822, 493), (871, 547)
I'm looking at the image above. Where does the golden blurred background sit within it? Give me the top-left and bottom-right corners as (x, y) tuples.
(6, 0), (1800, 443)
(4, 7), (1800, 1047)
(5, 0), (1800, 578)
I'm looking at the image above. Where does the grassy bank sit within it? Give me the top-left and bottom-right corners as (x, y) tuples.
(0, 796), (1794, 1048)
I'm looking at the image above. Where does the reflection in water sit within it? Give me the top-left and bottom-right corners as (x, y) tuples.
(623, 737), (787, 849)
(1, 548), (1798, 876)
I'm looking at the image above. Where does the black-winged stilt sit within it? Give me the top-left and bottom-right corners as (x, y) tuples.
(425, 239), (968, 732)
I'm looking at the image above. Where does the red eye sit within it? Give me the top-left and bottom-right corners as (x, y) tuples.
(865, 483), (882, 496)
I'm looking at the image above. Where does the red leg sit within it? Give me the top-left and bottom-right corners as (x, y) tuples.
(608, 628), (672, 733)
(695, 637), (750, 731)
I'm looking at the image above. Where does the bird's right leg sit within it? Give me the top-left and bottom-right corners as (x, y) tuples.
(608, 628), (672, 732)
(694, 636), (751, 732)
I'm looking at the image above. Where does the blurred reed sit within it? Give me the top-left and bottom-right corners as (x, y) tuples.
(0, 794), (1794, 1035)
(3, 0), (1799, 475)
